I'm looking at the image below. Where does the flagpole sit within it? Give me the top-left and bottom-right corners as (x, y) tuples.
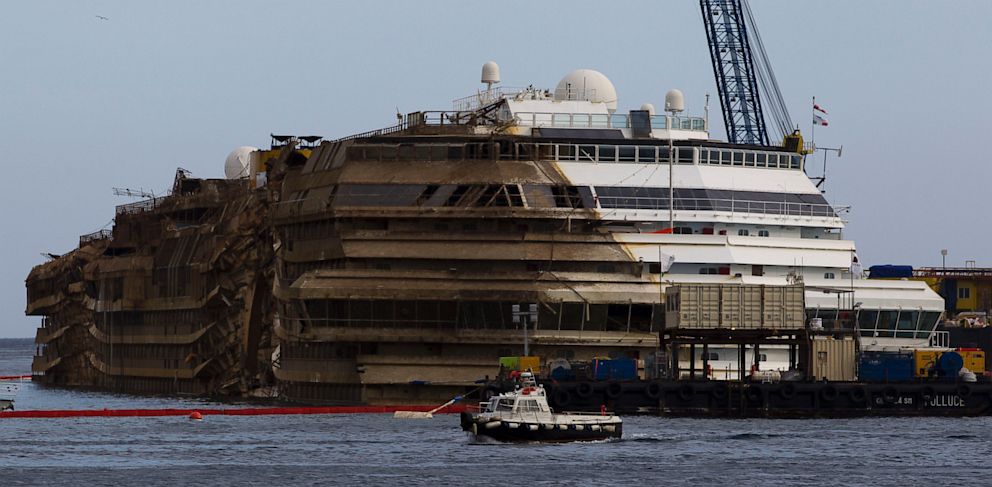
(811, 96), (816, 149)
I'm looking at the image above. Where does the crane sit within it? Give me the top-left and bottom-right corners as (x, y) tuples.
(700, 0), (801, 151)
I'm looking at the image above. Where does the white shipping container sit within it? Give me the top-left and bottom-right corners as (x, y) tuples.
(666, 284), (805, 330)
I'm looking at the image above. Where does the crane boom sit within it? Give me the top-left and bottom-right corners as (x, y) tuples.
(700, 0), (768, 146)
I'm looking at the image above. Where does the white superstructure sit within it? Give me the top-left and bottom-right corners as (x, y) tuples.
(459, 64), (944, 350)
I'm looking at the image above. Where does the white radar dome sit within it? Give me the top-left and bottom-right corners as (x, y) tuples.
(665, 89), (685, 113)
(640, 103), (656, 115)
(554, 69), (618, 113)
(481, 61), (501, 85)
(224, 146), (258, 179)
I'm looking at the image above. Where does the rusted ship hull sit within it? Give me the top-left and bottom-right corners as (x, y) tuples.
(27, 138), (661, 404)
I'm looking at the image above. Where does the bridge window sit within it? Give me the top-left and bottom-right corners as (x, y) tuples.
(738, 229), (749, 236)
(758, 230), (770, 237)
(638, 146), (657, 163)
(756, 153), (767, 167)
(599, 145), (616, 162)
(618, 146), (637, 162)
(824, 272), (835, 279)
(959, 288), (971, 299)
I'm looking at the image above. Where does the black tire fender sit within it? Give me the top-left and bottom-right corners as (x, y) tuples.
(711, 383), (729, 401)
(606, 382), (624, 399)
(957, 384), (973, 399)
(849, 386), (868, 403)
(779, 383), (797, 400)
(746, 384), (764, 402)
(820, 384), (839, 402)
(552, 389), (572, 408)
(678, 383), (695, 401)
(575, 382), (594, 398)
(645, 382), (662, 400)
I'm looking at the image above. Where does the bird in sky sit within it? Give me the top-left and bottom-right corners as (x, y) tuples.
(95, 15), (109, 21)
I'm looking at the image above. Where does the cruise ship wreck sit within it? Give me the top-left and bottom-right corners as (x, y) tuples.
(27, 63), (943, 405)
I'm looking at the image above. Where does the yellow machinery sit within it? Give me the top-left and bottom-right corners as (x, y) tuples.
(782, 129), (813, 155)
(914, 349), (986, 377)
(914, 350), (940, 377)
(958, 349), (986, 373)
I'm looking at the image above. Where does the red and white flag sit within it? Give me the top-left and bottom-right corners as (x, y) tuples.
(813, 114), (829, 126)
(813, 103), (828, 114)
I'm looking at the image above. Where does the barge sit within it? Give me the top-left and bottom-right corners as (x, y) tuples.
(537, 379), (992, 418)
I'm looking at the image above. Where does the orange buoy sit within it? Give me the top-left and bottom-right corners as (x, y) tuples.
(188, 411), (203, 421)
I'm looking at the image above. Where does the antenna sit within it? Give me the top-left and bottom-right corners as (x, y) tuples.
(811, 145), (843, 192)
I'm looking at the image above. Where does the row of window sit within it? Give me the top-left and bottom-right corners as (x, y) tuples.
(291, 299), (660, 333)
(807, 309), (942, 339)
(311, 183), (835, 218)
(347, 142), (804, 171)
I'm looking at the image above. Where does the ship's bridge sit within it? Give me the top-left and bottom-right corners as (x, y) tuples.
(493, 95), (709, 141)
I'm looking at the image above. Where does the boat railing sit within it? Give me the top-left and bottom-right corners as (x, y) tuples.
(929, 330), (950, 348)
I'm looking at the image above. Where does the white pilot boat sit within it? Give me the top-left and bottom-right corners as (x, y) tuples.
(460, 373), (622, 443)
(0, 382), (20, 412)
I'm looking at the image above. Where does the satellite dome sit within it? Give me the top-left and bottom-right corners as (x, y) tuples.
(481, 61), (500, 85)
(640, 103), (656, 115)
(224, 146), (258, 179)
(665, 89), (685, 113)
(553, 69), (618, 113)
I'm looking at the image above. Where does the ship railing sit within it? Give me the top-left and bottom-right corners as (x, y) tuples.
(595, 195), (837, 217)
(79, 229), (113, 246)
(913, 267), (992, 278)
(338, 109), (707, 141)
(336, 110), (493, 141)
(336, 122), (408, 142)
(451, 86), (531, 111)
(115, 196), (167, 216)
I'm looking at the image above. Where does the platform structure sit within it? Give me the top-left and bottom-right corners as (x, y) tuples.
(659, 283), (859, 382)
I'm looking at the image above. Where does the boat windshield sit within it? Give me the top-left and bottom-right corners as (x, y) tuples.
(494, 398), (515, 412)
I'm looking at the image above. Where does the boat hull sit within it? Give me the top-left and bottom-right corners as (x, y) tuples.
(460, 412), (621, 443)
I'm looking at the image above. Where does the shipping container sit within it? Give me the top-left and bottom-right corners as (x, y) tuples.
(665, 284), (805, 330)
(810, 338), (857, 381)
(859, 351), (915, 382)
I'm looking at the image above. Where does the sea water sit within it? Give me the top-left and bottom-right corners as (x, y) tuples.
(1, 338), (989, 486)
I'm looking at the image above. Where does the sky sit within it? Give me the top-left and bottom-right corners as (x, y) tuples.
(2, 0), (990, 337)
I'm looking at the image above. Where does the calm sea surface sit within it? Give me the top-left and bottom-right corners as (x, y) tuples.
(1, 337), (989, 486)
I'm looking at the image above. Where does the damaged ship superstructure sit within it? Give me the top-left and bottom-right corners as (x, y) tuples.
(28, 63), (942, 404)
(28, 168), (279, 395)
